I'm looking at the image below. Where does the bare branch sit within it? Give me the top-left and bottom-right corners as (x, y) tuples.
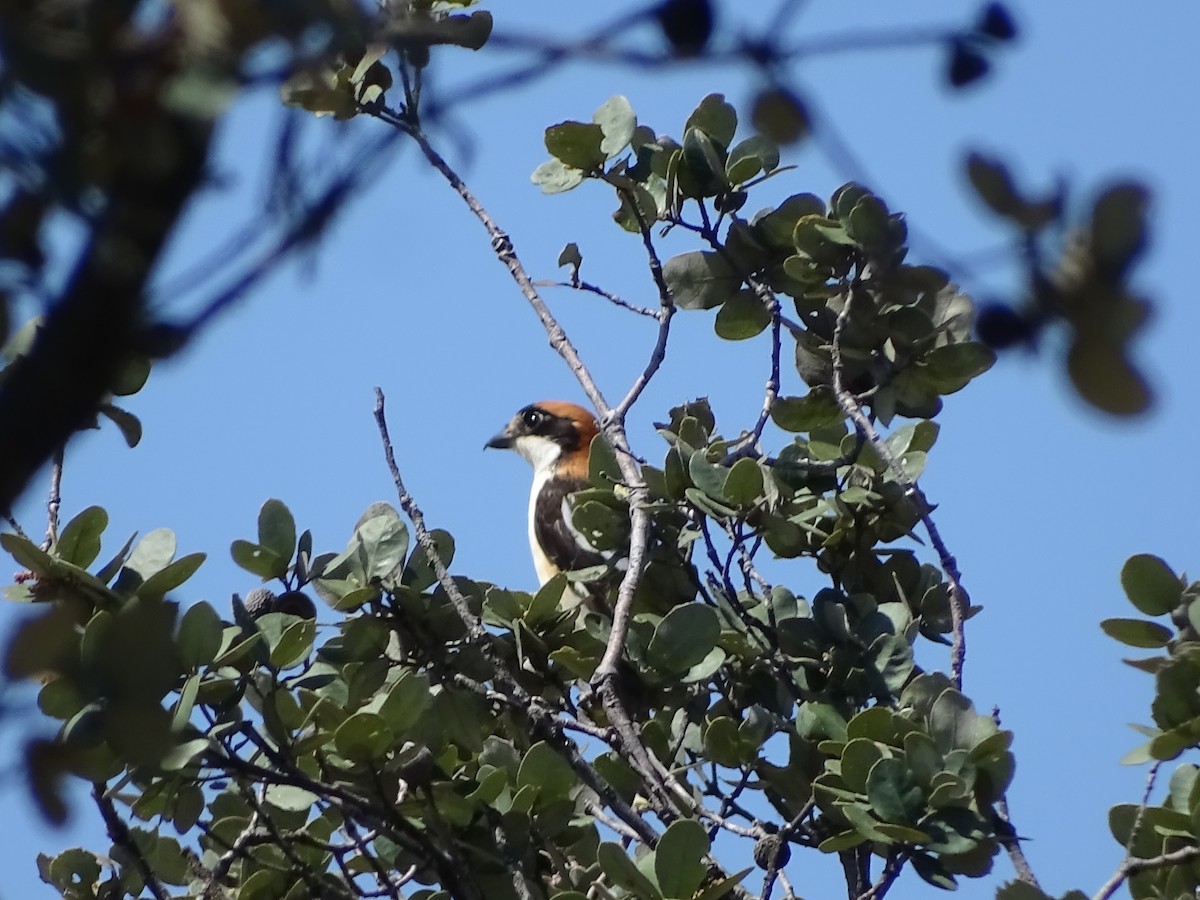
(41, 446), (64, 551)
(536, 278), (661, 318)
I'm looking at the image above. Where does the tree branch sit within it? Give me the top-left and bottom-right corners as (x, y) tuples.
(830, 281), (970, 687)
(41, 446), (63, 551)
(1093, 845), (1200, 900)
(535, 278), (661, 318)
(92, 785), (171, 900)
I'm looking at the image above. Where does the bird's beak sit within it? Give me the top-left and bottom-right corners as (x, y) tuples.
(484, 427), (514, 451)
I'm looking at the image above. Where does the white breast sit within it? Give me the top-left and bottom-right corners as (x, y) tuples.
(528, 467), (559, 586)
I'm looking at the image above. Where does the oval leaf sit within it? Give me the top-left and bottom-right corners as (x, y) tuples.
(647, 603), (720, 673)
(1121, 554), (1182, 617)
(663, 251), (742, 311)
(1100, 617), (1173, 649)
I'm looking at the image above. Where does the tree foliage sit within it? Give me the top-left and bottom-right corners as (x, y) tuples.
(0, 2), (1181, 900)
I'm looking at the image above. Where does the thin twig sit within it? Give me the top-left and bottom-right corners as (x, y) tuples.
(829, 281), (969, 687)
(42, 446), (63, 551)
(92, 785), (171, 900)
(856, 850), (910, 900)
(1127, 762), (1163, 859)
(1093, 845), (1200, 900)
(213, 807), (261, 880)
(535, 278), (661, 318)
(752, 300), (784, 449)
(610, 183), (676, 422)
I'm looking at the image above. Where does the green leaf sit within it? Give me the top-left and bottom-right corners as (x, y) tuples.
(55, 506), (108, 569)
(663, 251), (742, 311)
(714, 290), (771, 340)
(138, 553), (206, 599)
(258, 500), (296, 566)
(263, 785), (319, 813)
(686, 453), (729, 504)
(724, 458), (764, 506)
(568, 499), (627, 553)
(693, 868), (752, 900)
(703, 717), (743, 767)
(545, 122), (607, 171)
(588, 435), (622, 487)
(356, 508), (409, 583)
(94, 532), (137, 585)
(928, 688), (997, 754)
(920, 343), (995, 393)
(655, 819), (709, 900)
(866, 757), (925, 824)
(683, 646), (726, 683)
(531, 159), (585, 194)
(259, 614), (316, 669)
(594, 95), (636, 159)
(647, 604), (720, 674)
(516, 742), (576, 802)
(177, 601), (224, 669)
(841, 738), (885, 793)
(1100, 617), (1173, 649)
(401, 529), (455, 592)
(818, 830), (866, 852)
(770, 390), (843, 432)
(231, 540), (286, 581)
(160, 738), (210, 772)
(995, 881), (1056, 900)
(597, 842), (662, 899)
(726, 135), (779, 185)
(684, 93), (737, 148)
(376, 671), (430, 734)
(1121, 554), (1183, 616)
(754, 194), (826, 251)
(280, 65), (359, 119)
(1, 532), (55, 576)
(123, 528), (176, 581)
(679, 127), (727, 197)
(334, 712), (394, 763)
(98, 403), (143, 448)
(111, 356), (151, 396)
(846, 194), (891, 249)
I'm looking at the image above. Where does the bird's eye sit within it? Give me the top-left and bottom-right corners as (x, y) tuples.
(522, 408), (545, 429)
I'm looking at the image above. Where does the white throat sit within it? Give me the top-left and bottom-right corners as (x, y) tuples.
(512, 434), (563, 475)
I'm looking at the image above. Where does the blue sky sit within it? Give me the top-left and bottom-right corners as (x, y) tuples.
(3, 2), (1199, 897)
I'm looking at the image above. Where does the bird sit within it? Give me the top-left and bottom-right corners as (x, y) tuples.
(484, 401), (611, 608)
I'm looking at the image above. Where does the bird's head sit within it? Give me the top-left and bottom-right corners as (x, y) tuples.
(485, 401), (599, 479)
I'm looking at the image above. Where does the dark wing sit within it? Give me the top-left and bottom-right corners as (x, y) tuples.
(534, 476), (606, 575)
